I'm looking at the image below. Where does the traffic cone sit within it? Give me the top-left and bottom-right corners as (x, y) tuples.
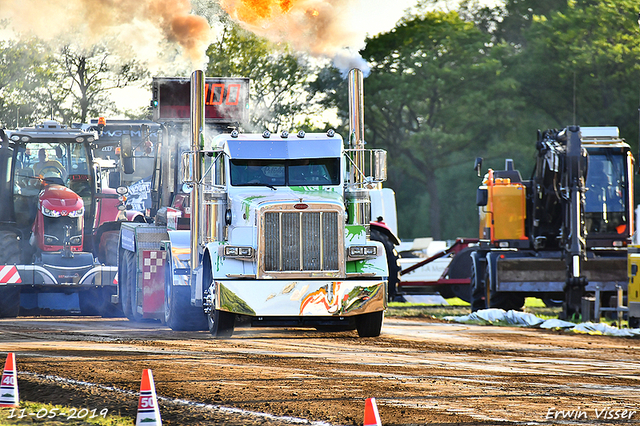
(363, 397), (381, 426)
(135, 369), (162, 426)
(0, 353), (19, 407)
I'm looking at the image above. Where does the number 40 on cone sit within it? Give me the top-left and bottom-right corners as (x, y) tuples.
(0, 353), (19, 407)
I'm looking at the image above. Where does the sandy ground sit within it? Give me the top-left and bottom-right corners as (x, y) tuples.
(1, 315), (639, 425)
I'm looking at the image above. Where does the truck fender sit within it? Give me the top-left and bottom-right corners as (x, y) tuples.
(369, 221), (401, 246)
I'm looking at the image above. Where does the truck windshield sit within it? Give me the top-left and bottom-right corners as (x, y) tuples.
(584, 153), (627, 235)
(230, 158), (340, 187)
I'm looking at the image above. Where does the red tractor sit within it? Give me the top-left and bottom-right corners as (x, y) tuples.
(0, 120), (126, 317)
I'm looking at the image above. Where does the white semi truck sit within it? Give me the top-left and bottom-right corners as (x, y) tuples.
(116, 69), (390, 337)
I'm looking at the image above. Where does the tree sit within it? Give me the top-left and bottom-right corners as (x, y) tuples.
(206, 21), (324, 133)
(0, 38), (55, 128)
(340, 10), (521, 239)
(58, 44), (149, 124)
(511, 0), (640, 140)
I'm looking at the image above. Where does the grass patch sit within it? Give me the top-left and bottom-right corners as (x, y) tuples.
(0, 402), (131, 426)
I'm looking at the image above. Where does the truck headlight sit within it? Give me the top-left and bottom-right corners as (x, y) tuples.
(348, 246), (377, 258)
(224, 246), (254, 258)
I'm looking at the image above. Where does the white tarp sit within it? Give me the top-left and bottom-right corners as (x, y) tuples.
(444, 308), (640, 337)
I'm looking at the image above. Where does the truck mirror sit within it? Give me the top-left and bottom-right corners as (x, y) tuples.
(374, 150), (387, 181)
(181, 152), (195, 184)
(474, 157), (483, 177)
(121, 133), (134, 174)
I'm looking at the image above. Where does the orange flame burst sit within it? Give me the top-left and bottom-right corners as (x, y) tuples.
(0, 0), (213, 67)
(219, 0), (362, 57)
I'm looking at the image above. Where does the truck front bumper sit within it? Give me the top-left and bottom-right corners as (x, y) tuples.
(213, 279), (387, 317)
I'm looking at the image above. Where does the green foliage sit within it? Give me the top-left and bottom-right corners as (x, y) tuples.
(358, 10), (522, 239)
(58, 44), (149, 124)
(206, 22), (323, 133)
(0, 39), (148, 127)
(0, 38), (56, 128)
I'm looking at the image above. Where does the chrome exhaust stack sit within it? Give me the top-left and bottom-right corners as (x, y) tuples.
(345, 68), (371, 230)
(190, 70), (205, 270)
(348, 68), (365, 185)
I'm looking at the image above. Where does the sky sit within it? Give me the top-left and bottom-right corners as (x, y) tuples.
(0, 0), (499, 119)
(110, 0), (425, 114)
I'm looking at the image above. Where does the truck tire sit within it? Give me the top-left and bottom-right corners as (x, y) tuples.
(486, 269), (525, 311)
(164, 256), (208, 331)
(355, 311), (384, 337)
(370, 228), (401, 301)
(120, 250), (141, 321)
(119, 249), (132, 320)
(204, 281), (235, 338)
(0, 231), (22, 318)
(470, 258), (486, 312)
(445, 247), (474, 303)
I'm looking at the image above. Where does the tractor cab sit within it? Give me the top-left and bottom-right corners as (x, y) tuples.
(4, 121), (98, 253)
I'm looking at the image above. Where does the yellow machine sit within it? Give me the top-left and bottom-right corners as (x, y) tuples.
(472, 127), (633, 318)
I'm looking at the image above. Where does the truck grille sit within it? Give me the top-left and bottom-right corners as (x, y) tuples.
(263, 211), (340, 272)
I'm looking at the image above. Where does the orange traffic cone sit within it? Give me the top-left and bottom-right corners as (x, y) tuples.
(364, 397), (381, 426)
(135, 369), (162, 426)
(0, 353), (19, 407)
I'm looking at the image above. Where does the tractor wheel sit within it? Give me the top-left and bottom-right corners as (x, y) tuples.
(0, 231), (22, 318)
(164, 254), (208, 331)
(79, 287), (122, 318)
(355, 311), (384, 337)
(98, 230), (120, 266)
(204, 280), (235, 338)
(370, 228), (401, 301)
(78, 289), (101, 316)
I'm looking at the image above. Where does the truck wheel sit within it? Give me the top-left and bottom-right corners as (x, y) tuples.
(486, 269), (525, 311)
(204, 281), (235, 338)
(470, 259), (486, 312)
(121, 250), (141, 321)
(630, 316), (639, 329)
(0, 231), (22, 318)
(355, 311), (384, 337)
(164, 256), (208, 331)
(370, 228), (401, 301)
(446, 247), (474, 303)
(119, 250), (132, 320)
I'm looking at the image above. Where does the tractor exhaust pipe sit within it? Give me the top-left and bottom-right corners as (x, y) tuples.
(190, 70), (205, 270)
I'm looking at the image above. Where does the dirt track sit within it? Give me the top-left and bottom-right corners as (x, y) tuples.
(1, 316), (639, 425)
